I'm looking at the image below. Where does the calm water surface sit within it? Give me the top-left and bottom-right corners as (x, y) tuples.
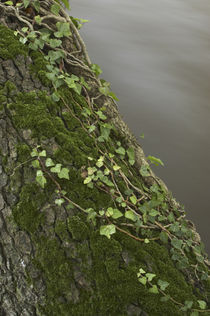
(70, 0), (210, 254)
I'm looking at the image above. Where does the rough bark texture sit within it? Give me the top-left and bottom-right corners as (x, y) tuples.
(0, 1), (209, 315)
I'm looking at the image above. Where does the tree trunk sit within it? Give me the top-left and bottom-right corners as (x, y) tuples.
(0, 1), (209, 315)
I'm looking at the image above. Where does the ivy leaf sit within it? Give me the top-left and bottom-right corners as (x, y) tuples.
(80, 76), (90, 90)
(160, 295), (170, 302)
(30, 148), (38, 157)
(55, 198), (65, 206)
(127, 147), (135, 165)
(130, 195), (137, 205)
(23, 0), (30, 8)
(35, 15), (42, 25)
(149, 209), (159, 217)
(113, 165), (121, 171)
(45, 158), (55, 168)
(51, 91), (60, 102)
(157, 280), (169, 291)
(50, 163), (62, 173)
(138, 277), (147, 285)
(111, 209), (123, 219)
(139, 268), (146, 274)
(99, 210), (104, 216)
(51, 3), (61, 15)
(125, 211), (137, 222)
(171, 238), (183, 250)
(39, 150), (46, 157)
(100, 224), (116, 239)
(159, 231), (168, 244)
(36, 170), (47, 188)
(96, 110), (107, 120)
(91, 63), (102, 77)
(5, 1), (13, 5)
(139, 165), (150, 177)
(49, 39), (62, 48)
(197, 300), (207, 310)
(60, 0), (70, 10)
(147, 155), (164, 167)
(32, 0), (40, 12)
(149, 285), (159, 294)
(144, 238), (150, 244)
(55, 22), (71, 38)
(32, 159), (40, 168)
(58, 168), (69, 180)
(84, 176), (92, 184)
(115, 146), (125, 156)
(106, 207), (113, 217)
(146, 273), (156, 282)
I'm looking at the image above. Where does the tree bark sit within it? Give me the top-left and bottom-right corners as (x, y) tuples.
(0, 1), (209, 315)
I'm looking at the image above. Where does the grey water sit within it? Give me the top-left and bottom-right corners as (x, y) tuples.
(70, 0), (210, 254)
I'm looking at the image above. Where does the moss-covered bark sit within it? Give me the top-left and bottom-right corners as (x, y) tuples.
(0, 1), (209, 315)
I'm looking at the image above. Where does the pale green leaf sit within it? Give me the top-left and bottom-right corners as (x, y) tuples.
(139, 277), (147, 285)
(148, 285), (159, 294)
(127, 147), (135, 165)
(125, 210), (137, 222)
(58, 168), (69, 180)
(45, 158), (55, 167)
(100, 224), (116, 239)
(32, 159), (40, 168)
(39, 150), (46, 157)
(111, 209), (123, 219)
(197, 300), (207, 310)
(146, 273), (156, 282)
(55, 198), (65, 206)
(36, 170), (47, 188)
(51, 3), (61, 15)
(84, 176), (92, 184)
(139, 165), (150, 177)
(115, 146), (125, 156)
(157, 279), (169, 291)
(147, 155), (164, 167)
(50, 163), (62, 173)
(130, 195), (137, 205)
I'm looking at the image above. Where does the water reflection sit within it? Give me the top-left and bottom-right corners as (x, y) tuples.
(71, 0), (210, 254)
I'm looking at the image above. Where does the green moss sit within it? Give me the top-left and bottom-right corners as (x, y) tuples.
(12, 183), (46, 233)
(16, 143), (31, 162)
(67, 216), (89, 241)
(0, 25), (28, 59)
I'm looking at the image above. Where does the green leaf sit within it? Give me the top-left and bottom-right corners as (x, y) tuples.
(147, 155), (164, 167)
(23, 0), (30, 8)
(101, 176), (114, 187)
(159, 231), (168, 244)
(144, 238), (150, 244)
(138, 268), (146, 275)
(51, 91), (60, 102)
(139, 277), (147, 285)
(55, 22), (71, 38)
(108, 91), (119, 101)
(99, 210), (105, 216)
(55, 198), (65, 206)
(45, 158), (55, 167)
(88, 125), (96, 133)
(32, 0), (40, 12)
(149, 285), (159, 294)
(113, 165), (121, 171)
(157, 280), (169, 291)
(146, 273), (156, 282)
(149, 209), (159, 217)
(140, 165), (150, 177)
(115, 146), (125, 156)
(36, 170), (47, 188)
(35, 15), (42, 25)
(160, 295), (170, 302)
(5, 1), (13, 5)
(111, 209), (123, 219)
(168, 213), (175, 223)
(106, 207), (113, 217)
(60, 0), (70, 10)
(99, 124), (111, 141)
(21, 27), (28, 33)
(127, 147), (135, 165)
(51, 3), (61, 15)
(80, 76), (90, 90)
(39, 150), (46, 157)
(30, 148), (38, 157)
(130, 195), (137, 205)
(96, 110), (107, 120)
(183, 301), (193, 310)
(197, 300), (206, 310)
(100, 224), (116, 239)
(32, 159), (40, 168)
(84, 176), (92, 184)
(49, 39), (62, 48)
(58, 168), (69, 180)
(91, 63), (102, 77)
(125, 211), (137, 222)
(50, 163), (62, 173)
(171, 238), (183, 250)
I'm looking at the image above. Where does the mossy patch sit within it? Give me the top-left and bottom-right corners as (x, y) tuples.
(0, 25), (28, 59)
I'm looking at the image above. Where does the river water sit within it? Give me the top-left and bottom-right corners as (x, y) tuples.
(70, 0), (210, 254)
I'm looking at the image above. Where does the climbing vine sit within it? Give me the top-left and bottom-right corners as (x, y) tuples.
(1, 0), (209, 314)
